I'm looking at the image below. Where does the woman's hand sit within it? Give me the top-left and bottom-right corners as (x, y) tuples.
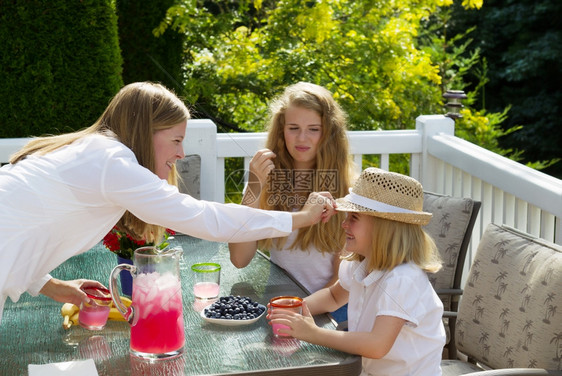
(291, 191), (336, 230)
(40, 278), (107, 307)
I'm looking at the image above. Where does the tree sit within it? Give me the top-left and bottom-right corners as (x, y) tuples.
(116, 0), (185, 92)
(0, 0), (122, 137)
(161, 0), (448, 132)
(158, 0), (514, 159)
(449, 0), (562, 177)
(158, 0), (543, 181)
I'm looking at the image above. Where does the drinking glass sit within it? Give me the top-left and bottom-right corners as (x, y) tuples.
(269, 296), (303, 337)
(79, 287), (112, 330)
(191, 263), (221, 300)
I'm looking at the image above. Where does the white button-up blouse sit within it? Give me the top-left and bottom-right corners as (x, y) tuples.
(0, 135), (292, 321)
(339, 259), (446, 376)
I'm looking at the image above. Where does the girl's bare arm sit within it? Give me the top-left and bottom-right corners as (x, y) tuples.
(269, 299), (405, 359)
(302, 315), (405, 359)
(304, 281), (348, 315)
(229, 149), (275, 267)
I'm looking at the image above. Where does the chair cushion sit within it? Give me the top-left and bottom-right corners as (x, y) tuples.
(176, 154), (201, 199)
(441, 359), (484, 375)
(423, 192), (475, 310)
(456, 224), (562, 370)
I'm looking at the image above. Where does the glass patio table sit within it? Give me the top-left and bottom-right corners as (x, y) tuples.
(0, 235), (361, 375)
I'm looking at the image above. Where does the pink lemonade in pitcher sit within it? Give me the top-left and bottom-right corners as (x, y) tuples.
(193, 281), (220, 300)
(130, 272), (185, 355)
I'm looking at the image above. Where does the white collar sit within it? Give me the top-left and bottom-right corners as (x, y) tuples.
(353, 259), (388, 286)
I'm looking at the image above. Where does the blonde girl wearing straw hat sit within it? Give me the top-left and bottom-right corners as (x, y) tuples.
(268, 167), (446, 376)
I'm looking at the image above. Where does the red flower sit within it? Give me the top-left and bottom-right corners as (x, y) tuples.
(102, 227), (175, 260)
(102, 230), (121, 253)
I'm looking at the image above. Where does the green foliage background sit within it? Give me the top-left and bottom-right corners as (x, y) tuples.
(157, 0), (518, 159)
(153, 0), (534, 197)
(1, 0), (556, 178)
(0, 0), (123, 137)
(116, 0), (185, 91)
(448, 0), (562, 177)
(161, 0), (442, 131)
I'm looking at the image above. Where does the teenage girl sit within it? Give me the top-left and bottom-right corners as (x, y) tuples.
(228, 82), (354, 321)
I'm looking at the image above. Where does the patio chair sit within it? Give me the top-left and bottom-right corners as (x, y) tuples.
(423, 191), (481, 359)
(441, 223), (562, 375)
(176, 154), (201, 199)
(175, 154), (202, 237)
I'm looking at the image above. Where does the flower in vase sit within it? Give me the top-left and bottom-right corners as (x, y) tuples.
(102, 227), (175, 260)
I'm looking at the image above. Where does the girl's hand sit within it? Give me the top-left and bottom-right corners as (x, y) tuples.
(242, 148), (276, 207)
(267, 301), (318, 341)
(248, 148), (276, 186)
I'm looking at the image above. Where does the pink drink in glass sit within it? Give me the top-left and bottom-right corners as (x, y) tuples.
(272, 322), (292, 336)
(130, 272), (185, 356)
(191, 263), (221, 300)
(79, 306), (110, 328)
(79, 287), (112, 330)
(269, 296), (303, 338)
(193, 282), (220, 300)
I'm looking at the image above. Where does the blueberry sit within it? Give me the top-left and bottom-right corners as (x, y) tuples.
(205, 296), (264, 321)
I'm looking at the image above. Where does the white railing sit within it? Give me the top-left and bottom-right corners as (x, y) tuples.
(2, 115), (561, 283)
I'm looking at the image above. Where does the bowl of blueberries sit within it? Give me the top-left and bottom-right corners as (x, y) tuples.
(200, 295), (266, 326)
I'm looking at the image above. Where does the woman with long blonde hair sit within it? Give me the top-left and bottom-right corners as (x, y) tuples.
(228, 82), (354, 320)
(0, 82), (336, 323)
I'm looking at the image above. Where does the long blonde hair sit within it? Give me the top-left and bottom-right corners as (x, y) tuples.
(345, 216), (442, 273)
(10, 82), (190, 243)
(259, 82), (354, 254)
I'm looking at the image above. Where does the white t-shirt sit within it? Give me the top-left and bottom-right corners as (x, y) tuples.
(269, 230), (335, 293)
(0, 135), (292, 321)
(339, 259), (445, 376)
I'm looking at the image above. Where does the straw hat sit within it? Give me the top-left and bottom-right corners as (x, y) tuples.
(335, 167), (432, 225)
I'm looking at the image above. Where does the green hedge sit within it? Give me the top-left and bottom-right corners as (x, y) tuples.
(0, 0), (123, 138)
(116, 0), (184, 92)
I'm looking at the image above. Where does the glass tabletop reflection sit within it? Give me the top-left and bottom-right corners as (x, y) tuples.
(0, 235), (360, 375)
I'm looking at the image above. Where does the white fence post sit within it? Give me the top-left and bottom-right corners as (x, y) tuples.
(416, 115), (455, 191)
(184, 119), (218, 202)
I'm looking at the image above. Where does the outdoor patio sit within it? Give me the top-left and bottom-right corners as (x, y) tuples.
(1, 114), (560, 285)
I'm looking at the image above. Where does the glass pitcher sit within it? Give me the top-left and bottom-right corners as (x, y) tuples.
(109, 246), (185, 360)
